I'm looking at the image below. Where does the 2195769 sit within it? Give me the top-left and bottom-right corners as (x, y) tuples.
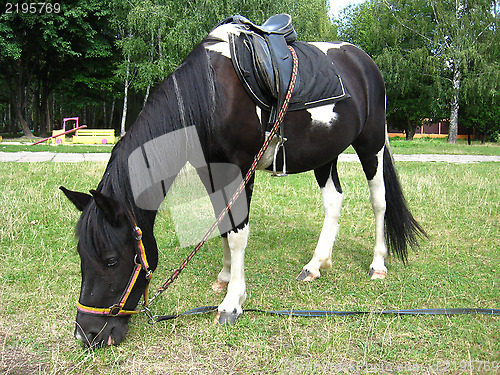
(4, 2), (61, 14)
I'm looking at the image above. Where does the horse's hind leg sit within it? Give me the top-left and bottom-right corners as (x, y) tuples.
(298, 159), (344, 281)
(357, 146), (388, 279)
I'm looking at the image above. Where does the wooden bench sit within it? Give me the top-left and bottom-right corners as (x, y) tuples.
(72, 129), (115, 144)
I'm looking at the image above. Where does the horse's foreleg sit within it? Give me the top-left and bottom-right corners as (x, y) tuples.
(212, 236), (231, 292)
(366, 147), (388, 279)
(298, 161), (343, 281)
(215, 224), (249, 324)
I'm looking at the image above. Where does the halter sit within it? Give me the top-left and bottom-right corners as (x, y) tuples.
(76, 212), (153, 317)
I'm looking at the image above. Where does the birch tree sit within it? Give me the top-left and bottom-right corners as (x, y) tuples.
(385, 0), (498, 143)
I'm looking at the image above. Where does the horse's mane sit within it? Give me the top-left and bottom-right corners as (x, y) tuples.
(76, 41), (223, 264)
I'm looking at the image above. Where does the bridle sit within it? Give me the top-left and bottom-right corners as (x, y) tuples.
(76, 211), (153, 317)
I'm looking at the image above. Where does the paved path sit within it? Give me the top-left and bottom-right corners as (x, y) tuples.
(0, 151), (499, 163)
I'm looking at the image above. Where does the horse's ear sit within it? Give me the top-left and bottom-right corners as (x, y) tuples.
(89, 190), (124, 226)
(60, 186), (92, 211)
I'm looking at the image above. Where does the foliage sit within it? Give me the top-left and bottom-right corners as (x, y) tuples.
(112, 0), (335, 93)
(338, 0), (500, 142)
(0, 0), (119, 136)
(1, 0), (496, 139)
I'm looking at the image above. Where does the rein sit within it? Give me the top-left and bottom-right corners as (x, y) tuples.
(148, 306), (500, 323)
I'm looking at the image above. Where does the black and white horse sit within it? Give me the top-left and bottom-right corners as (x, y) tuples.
(61, 21), (424, 347)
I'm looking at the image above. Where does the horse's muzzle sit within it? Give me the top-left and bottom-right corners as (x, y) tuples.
(75, 314), (130, 348)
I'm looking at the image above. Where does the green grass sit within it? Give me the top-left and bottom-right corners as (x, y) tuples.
(1, 136), (500, 155)
(342, 137), (500, 155)
(0, 161), (499, 374)
(387, 137), (500, 155)
(0, 142), (114, 153)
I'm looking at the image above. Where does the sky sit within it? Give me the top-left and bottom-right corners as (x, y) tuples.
(329, 0), (366, 18)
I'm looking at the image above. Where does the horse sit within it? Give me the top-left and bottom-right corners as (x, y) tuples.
(61, 19), (425, 347)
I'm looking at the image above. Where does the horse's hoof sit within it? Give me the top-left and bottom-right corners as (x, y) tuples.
(214, 311), (241, 325)
(212, 280), (229, 292)
(296, 269), (320, 282)
(369, 268), (387, 280)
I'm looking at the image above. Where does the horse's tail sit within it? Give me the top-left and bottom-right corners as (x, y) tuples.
(383, 145), (427, 263)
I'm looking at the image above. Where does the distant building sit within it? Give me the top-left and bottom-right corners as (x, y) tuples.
(388, 119), (475, 139)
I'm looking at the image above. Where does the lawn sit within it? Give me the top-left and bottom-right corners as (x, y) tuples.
(386, 137), (500, 155)
(1, 136), (500, 156)
(0, 159), (498, 374)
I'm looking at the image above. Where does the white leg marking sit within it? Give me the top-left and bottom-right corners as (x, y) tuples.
(218, 225), (249, 314)
(307, 103), (338, 126)
(302, 174), (344, 280)
(368, 147), (388, 279)
(212, 237), (231, 292)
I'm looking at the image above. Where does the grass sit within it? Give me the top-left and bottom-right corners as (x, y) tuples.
(0, 160), (499, 374)
(342, 137), (500, 155)
(1, 135), (500, 156)
(386, 137), (500, 155)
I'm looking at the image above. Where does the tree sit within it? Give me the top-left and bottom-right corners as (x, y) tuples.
(0, 0), (117, 137)
(338, 0), (442, 138)
(383, 0), (499, 143)
(338, 0), (499, 143)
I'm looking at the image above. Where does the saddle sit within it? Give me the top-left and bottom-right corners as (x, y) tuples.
(218, 14), (297, 112)
(219, 14), (349, 113)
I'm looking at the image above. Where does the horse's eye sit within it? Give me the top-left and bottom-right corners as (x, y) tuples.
(106, 258), (119, 267)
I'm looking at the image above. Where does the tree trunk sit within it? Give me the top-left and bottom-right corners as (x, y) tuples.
(143, 85), (151, 108)
(406, 118), (416, 140)
(11, 74), (34, 138)
(39, 87), (51, 137)
(83, 106), (87, 125)
(120, 53), (131, 137)
(14, 87), (33, 138)
(448, 67), (461, 144)
(33, 90), (41, 135)
(8, 103), (12, 132)
(103, 102), (107, 128)
(109, 100), (116, 129)
(91, 105), (96, 128)
(45, 100), (51, 135)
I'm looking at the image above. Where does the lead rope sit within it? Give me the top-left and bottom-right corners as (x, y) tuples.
(142, 46), (299, 319)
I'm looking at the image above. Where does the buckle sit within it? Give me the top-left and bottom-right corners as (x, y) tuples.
(133, 226), (143, 241)
(109, 304), (122, 316)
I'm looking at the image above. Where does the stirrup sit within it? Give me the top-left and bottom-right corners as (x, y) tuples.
(272, 135), (287, 177)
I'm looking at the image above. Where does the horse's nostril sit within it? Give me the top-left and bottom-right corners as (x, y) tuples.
(74, 326), (96, 347)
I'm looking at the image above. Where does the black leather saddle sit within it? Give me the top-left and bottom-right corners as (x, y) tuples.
(216, 14), (349, 113)
(217, 14), (297, 111)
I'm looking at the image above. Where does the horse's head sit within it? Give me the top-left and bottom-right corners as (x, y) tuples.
(60, 186), (153, 347)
